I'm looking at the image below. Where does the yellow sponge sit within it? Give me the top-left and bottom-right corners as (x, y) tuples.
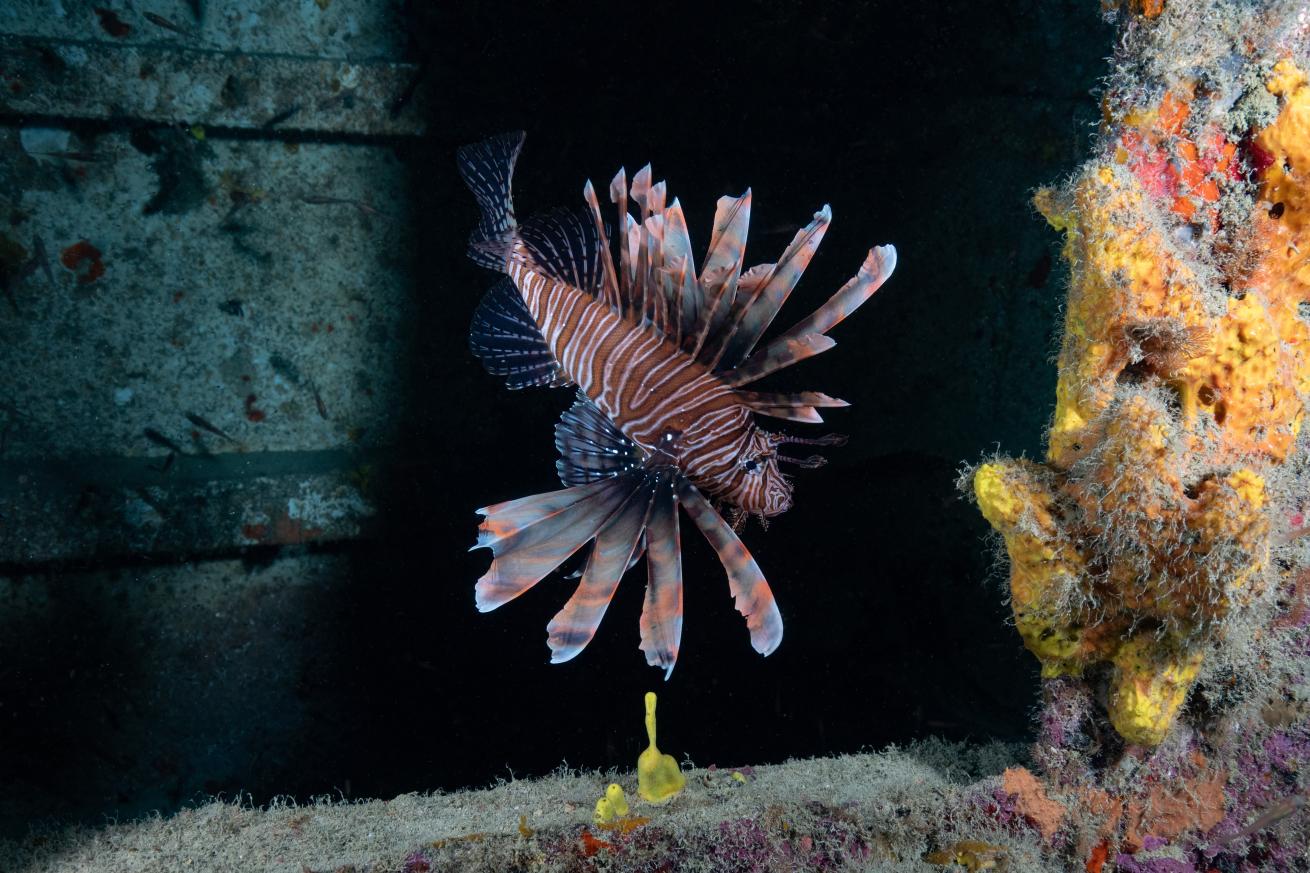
(593, 783), (630, 824)
(637, 691), (685, 802)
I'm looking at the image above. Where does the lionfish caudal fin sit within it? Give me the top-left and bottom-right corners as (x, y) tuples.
(472, 395), (783, 677)
(457, 129), (605, 294)
(456, 131), (524, 271)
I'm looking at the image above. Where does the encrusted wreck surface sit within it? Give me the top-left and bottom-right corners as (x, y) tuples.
(969, 0), (1310, 870)
(3, 742), (1052, 872)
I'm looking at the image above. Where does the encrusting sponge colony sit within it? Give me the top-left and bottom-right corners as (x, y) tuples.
(974, 60), (1310, 747)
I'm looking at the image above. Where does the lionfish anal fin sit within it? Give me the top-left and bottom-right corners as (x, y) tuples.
(469, 277), (567, 389)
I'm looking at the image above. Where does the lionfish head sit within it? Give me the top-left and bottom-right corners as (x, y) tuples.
(729, 428), (793, 517)
(729, 429), (850, 519)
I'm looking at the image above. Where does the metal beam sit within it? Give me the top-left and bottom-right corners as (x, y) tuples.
(0, 34), (427, 136)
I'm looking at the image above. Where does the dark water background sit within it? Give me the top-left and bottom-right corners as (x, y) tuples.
(368, 0), (1109, 800)
(3, 0), (1112, 833)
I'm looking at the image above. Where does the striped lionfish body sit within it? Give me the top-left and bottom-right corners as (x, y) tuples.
(458, 132), (896, 676)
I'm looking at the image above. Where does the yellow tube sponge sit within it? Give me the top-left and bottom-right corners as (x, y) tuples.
(637, 691), (685, 803)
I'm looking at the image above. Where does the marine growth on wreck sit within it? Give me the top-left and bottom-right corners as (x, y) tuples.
(966, 0), (1310, 869)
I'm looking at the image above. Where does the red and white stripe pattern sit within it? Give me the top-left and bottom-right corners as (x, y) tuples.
(507, 248), (778, 513)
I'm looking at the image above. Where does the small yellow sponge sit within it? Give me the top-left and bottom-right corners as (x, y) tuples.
(637, 691), (685, 802)
(593, 783), (630, 824)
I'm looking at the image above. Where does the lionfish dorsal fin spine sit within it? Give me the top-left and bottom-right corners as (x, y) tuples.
(735, 389), (848, 424)
(647, 180), (667, 215)
(635, 212), (657, 327)
(713, 205), (831, 369)
(712, 261), (777, 362)
(609, 168), (631, 316)
(688, 191), (752, 360)
(658, 200), (695, 343)
(738, 390), (849, 410)
(583, 180), (622, 310)
(722, 333), (836, 387)
(770, 244), (898, 347)
(631, 164), (653, 220)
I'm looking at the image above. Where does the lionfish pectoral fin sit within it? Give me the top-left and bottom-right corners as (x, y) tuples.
(470, 277), (566, 389)
(472, 475), (636, 612)
(640, 472), (684, 679)
(676, 479), (783, 657)
(547, 478), (656, 664)
(456, 131), (524, 271)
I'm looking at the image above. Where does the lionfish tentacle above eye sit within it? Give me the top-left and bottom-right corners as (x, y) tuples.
(457, 131), (896, 674)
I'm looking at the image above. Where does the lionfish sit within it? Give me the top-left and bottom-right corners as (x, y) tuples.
(459, 132), (896, 677)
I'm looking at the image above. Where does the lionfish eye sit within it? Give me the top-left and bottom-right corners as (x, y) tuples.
(743, 458), (760, 473)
